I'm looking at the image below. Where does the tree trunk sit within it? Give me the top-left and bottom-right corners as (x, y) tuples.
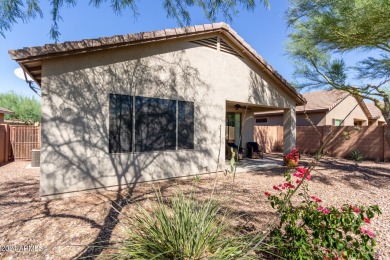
(385, 112), (390, 148)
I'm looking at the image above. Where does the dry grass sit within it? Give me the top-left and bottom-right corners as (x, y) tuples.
(0, 156), (389, 259)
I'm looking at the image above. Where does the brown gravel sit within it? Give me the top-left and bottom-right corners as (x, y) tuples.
(0, 156), (389, 259)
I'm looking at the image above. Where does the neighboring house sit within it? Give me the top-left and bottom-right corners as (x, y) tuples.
(365, 102), (387, 125)
(255, 90), (374, 126)
(9, 23), (305, 199)
(0, 107), (13, 124)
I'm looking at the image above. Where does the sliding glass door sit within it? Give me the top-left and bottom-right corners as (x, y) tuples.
(226, 112), (241, 146)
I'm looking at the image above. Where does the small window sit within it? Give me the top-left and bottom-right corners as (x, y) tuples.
(109, 94), (194, 153)
(333, 119), (343, 126)
(256, 118), (267, 123)
(109, 94), (133, 153)
(178, 101), (194, 149)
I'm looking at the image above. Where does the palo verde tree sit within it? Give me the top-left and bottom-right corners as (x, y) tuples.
(0, 91), (41, 124)
(287, 0), (390, 145)
(0, 0), (269, 42)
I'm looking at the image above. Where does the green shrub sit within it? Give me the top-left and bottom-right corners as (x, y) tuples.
(114, 191), (249, 259)
(264, 166), (381, 259)
(350, 149), (364, 162)
(0, 91), (40, 124)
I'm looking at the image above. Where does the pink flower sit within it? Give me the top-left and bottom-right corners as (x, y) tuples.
(283, 182), (295, 189)
(311, 196), (322, 203)
(293, 172), (304, 178)
(317, 206), (330, 214)
(296, 179), (301, 184)
(264, 192), (271, 197)
(273, 185), (280, 191)
(359, 228), (375, 238)
(353, 207), (360, 213)
(297, 167), (307, 174)
(364, 217), (370, 224)
(306, 173), (312, 181)
(366, 229), (375, 238)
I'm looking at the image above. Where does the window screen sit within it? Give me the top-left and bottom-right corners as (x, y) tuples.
(178, 101), (194, 149)
(109, 94), (133, 153)
(135, 96), (177, 152)
(256, 118), (267, 123)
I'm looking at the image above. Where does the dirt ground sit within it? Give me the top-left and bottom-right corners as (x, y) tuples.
(0, 156), (389, 259)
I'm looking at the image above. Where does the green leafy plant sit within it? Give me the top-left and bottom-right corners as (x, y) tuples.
(0, 91), (41, 124)
(114, 191), (250, 259)
(350, 149), (364, 162)
(264, 152), (381, 259)
(192, 174), (201, 183)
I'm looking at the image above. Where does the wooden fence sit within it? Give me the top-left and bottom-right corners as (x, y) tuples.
(254, 125), (390, 161)
(0, 124), (41, 163)
(10, 125), (41, 160)
(0, 124), (11, 164)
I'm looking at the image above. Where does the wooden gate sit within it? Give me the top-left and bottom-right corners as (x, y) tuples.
(10, 126), (41, 160)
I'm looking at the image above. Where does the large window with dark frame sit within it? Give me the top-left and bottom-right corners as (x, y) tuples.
(109, 93), (194, 153)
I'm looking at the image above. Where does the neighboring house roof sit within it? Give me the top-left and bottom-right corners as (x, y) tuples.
(9, 22), (306, 106)
(0, 107), (13, 115)
(365, 102), (384, 119)
(256, 90), (351, 116)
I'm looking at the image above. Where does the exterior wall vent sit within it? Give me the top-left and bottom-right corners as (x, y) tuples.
(190, 37), (242, 58)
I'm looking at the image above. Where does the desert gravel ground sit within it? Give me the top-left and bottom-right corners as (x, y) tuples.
(0, 156), (389, 259)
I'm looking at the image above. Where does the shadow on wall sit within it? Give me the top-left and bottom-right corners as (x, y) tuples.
(248, 70), (291, 108)
(41, 49), (223, 257)
(254, 126), (283, 153)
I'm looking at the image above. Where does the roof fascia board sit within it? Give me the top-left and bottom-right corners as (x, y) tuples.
(219, 29), (306, 106)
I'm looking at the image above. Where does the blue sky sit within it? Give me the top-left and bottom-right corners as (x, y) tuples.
(0, 0), (294, 97)
(0, 1), (374, 97)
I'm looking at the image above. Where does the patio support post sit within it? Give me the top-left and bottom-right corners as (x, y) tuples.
(283, 107), (296, 155)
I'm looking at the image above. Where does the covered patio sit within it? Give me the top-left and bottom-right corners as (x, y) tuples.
(225, 100), (296, 162)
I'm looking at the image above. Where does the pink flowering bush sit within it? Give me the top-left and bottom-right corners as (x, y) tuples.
(264, 150), (382, 259)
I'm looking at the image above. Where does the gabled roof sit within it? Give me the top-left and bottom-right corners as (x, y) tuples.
(365, 102), (384, 119)
(0, 107), (13, 115)
(297, 90), (349, 112)
(9, 22), (306, 105)
(256, 90), (350, 116)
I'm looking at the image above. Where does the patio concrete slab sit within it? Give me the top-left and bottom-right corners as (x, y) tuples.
(226, 157), (284, 173)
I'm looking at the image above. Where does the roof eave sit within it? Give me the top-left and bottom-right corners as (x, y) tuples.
(9, 22), (306, 105)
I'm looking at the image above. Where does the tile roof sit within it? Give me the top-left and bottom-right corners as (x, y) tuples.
(256, 90), (350, 116)
(297, 90), (349, 112)
(0, 107), (13, 115)
(8, 22), (306, 105)
(365, 102), (384, 119)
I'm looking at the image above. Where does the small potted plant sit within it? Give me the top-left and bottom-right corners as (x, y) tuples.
(284, 147), (299, 167)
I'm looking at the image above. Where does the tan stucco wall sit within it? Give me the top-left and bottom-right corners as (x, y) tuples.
(255, 112), (326, 126)
(40, 36), (297, 198)
(325, 96), (368, 126)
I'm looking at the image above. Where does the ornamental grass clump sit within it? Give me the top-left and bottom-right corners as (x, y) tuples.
(114, 191), (248, 260)
(264, 149), (382, 260)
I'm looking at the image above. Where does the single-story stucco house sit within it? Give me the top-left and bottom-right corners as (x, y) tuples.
(365, 102), (387, 126)
(9, 23), (305, 199)
(255, 90), (383, 126)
